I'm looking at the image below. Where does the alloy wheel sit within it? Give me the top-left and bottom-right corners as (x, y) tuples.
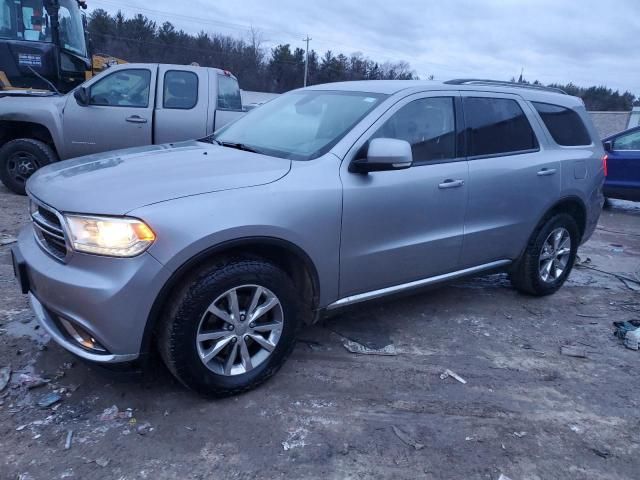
(538, 227), (572, 283)
(196, 284), (284, 376)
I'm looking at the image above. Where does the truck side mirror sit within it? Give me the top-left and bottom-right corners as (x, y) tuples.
(74, 87), (89, 106)
(603, 140), (613, 152)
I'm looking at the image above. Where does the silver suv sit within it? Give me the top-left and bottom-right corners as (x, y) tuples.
(12, 79), (605, 396)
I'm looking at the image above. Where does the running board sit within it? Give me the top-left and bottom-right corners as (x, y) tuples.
(327, 259), (512, 310)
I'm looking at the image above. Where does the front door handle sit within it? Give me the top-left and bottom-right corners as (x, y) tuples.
(537, 168), (557, 176)
(126, 115), (148, 124)
(438, 179), (465, 189)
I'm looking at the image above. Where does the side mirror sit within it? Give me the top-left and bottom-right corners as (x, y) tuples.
(73, 86), (89, 106)
(350, 138), (413, 173)
(603, 140), (613, 153)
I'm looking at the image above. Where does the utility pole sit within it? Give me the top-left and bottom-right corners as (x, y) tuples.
(303, 35), (312, 87)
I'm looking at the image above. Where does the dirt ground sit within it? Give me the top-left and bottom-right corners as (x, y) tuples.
(0, 184), (639, 480)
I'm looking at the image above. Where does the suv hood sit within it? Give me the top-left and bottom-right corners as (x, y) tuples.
(27, 141), (291, 215)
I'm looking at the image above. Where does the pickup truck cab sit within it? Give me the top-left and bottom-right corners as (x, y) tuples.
(0, 63), (245, 194)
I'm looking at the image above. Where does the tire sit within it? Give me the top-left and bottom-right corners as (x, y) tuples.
(157, 257), (302, 397)
(509, 213), (579, 296)
(0, 138), (58, 195)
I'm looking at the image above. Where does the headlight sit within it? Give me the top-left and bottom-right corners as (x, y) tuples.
(64, 215), (155, 257)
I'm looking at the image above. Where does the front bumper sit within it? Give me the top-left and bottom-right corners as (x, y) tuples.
(13, 224), (168, 363)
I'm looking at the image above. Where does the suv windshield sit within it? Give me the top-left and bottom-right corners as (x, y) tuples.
(214, 90), (387, 160)
(0, 0), (86, 56)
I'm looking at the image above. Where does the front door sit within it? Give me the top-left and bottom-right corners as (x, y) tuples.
(62, 66), (156, 158)
(339, 92), (468, 298)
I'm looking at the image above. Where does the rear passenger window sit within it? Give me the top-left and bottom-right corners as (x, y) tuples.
(372, 97), (456, 163)
(163, 71), (198, 109)
(532, 102), (591, 146)
(463, 97), (538, 157)
(217, 75), (242, 111)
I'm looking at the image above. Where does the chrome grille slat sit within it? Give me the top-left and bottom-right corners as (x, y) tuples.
(30, 200), (70, 262)
(32, 218), (66, 241)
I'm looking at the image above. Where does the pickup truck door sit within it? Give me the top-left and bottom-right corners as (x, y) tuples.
(154, 65), (209, 143)
(212, 72), (245, 131)
(62, 65), (157, 159)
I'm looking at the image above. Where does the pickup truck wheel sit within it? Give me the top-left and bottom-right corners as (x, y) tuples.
(0, 139), (58, 195)
(509, 213), (579, 296)
(158, 258), (302, 397)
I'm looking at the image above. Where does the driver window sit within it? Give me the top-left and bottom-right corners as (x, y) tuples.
(613, 130), (640, 151)
(372, 97), (456, 163)
(89, 69), (151, 107)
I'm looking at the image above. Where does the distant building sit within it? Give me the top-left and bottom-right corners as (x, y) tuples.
(589, 107), (639, 138)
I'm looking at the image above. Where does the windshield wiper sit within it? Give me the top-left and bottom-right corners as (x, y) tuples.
(201, 135), (221, 145)
(219, 141), (262, 154)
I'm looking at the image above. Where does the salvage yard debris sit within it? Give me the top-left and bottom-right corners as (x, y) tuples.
(560, 345), (587, 358)
(64, 430), (73, 450)
(613, 320), (640, 350)
(98, 405), (133, 421)
(392, 425), (424, 450)
(0, 366), (10, 391)
(440, 369), (467, 384)
(37, 392), (62, 408)
(0, 235), (17, 246)
(342, 339), (397, 356)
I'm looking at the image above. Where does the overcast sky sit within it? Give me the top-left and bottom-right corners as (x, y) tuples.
(91, 0), (640, 94)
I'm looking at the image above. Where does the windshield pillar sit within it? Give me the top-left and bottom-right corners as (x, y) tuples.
(43, 0), (60, 49)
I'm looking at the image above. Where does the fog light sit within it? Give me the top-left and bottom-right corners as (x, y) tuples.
(59, 318), (107, 353)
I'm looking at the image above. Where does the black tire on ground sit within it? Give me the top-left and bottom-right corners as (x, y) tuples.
(0, 138), (58, 195)
(157, 257), (302, 397)
(509, 213), (580, 296)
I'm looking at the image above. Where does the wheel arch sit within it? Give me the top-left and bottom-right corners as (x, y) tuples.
(0, 121), (58, 154)
(517, 195), (587, 262)
(140, 236), (321, 357)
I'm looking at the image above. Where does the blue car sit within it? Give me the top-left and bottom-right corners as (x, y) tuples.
(603, 126), (640, 201)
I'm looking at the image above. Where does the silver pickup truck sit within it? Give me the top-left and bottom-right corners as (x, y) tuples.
(0, 63), (246, 194)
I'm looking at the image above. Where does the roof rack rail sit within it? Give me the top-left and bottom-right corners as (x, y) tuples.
(444, 79), (567, 95)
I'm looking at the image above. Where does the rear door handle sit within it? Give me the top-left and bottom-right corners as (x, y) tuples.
(126, 115), (148, 124)
(438, 179), (465, 189)
(537, 168), (557, 176)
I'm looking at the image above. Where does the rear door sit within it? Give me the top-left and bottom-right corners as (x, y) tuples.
(339, 92), (468, 297)
(607, 128), (640, 200)
(154, 65), (209, 143)
(459, 93), (560, 267)
(62, 65), (156, 158)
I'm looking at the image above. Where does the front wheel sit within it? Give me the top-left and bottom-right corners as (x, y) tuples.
(0, 138), (58, 195)
(157, 258), (302, 397)
(509, 213), (579, 296)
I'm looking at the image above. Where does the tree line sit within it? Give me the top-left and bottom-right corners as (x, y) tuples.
(86, 9), (415, 93)
(87, 10), (639, 110)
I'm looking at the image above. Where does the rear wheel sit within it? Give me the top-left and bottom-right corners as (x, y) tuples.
(158, 258), (301, 397)
(0, 139), (58, 195)
(509, 213), (579, 296)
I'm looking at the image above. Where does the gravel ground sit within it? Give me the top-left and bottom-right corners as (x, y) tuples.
(0, 184), (639, 480)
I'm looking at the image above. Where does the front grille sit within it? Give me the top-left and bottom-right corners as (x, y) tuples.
(31, 202), (69, 261)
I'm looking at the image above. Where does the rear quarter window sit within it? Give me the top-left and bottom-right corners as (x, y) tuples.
(532, 102), (591, 146)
